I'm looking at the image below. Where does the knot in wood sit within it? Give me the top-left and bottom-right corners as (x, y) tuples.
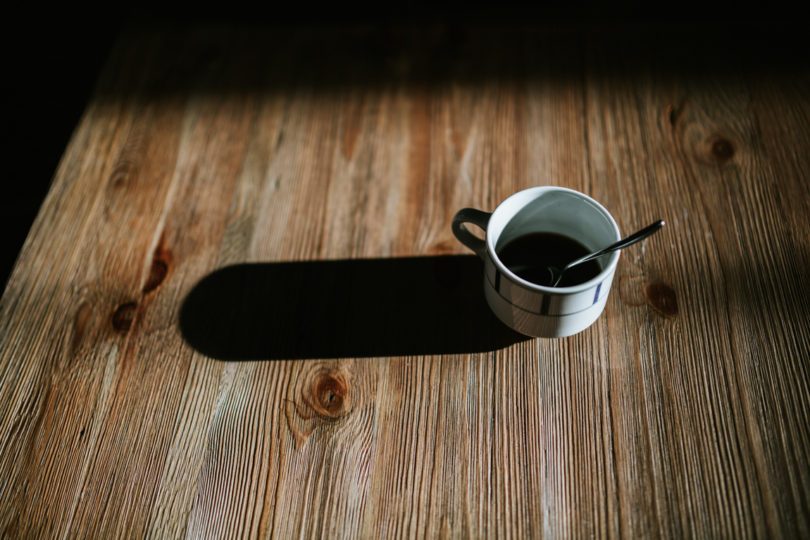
(309, 371), (350, 419)
(112, 301), (138, 332)
(667, 102), (685, 127)
(143, 239), (172, 293)
(143, 259), (169, 293)
(645, 281), (678, 317)
(110, 160), (136, 189)
(709, 135), (735, 164)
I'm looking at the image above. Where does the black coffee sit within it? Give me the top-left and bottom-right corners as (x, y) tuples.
(496, 232), (602, 287)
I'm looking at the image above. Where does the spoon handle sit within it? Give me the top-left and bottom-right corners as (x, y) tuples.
(565, 219), (665, 271)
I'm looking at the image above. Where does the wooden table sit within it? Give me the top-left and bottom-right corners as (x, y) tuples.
(1, 22), (808, 537)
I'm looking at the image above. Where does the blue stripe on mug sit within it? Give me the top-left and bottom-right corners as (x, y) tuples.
(593, 282), (602, 305)
(494, 269), (501, 293)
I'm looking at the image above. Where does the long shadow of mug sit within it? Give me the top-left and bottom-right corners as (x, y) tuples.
(179, 255), (529, 360)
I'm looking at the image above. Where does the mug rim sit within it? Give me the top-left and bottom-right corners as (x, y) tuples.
(485, 186), (621, 294)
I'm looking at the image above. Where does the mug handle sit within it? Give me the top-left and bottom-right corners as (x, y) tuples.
(452, 208), (491, 259)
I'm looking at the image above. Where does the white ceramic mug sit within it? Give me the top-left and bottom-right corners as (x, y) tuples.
(452, 186), (621, 338)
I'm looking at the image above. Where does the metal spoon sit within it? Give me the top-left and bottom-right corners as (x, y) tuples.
(548, 219), (665, 287)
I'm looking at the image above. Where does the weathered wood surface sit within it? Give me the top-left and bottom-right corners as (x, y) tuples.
(1, 23), (808, 538)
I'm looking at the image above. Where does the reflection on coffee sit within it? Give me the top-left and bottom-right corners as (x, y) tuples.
(496, 232), (602, 287)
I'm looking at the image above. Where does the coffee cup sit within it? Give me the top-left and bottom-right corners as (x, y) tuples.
(452, 186), (621, 338)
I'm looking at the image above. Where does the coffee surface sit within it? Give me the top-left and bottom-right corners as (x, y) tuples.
(496, 232), (602, 287)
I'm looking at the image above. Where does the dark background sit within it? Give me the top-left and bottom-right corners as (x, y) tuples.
(2, 3), (802, 289)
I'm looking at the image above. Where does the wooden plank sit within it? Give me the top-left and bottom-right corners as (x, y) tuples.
(0, 23), (808, 538)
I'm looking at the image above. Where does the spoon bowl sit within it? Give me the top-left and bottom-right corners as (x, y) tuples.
(548, 220), (665, 287)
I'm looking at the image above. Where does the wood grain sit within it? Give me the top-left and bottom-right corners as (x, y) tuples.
(1, 22), (808, 537)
